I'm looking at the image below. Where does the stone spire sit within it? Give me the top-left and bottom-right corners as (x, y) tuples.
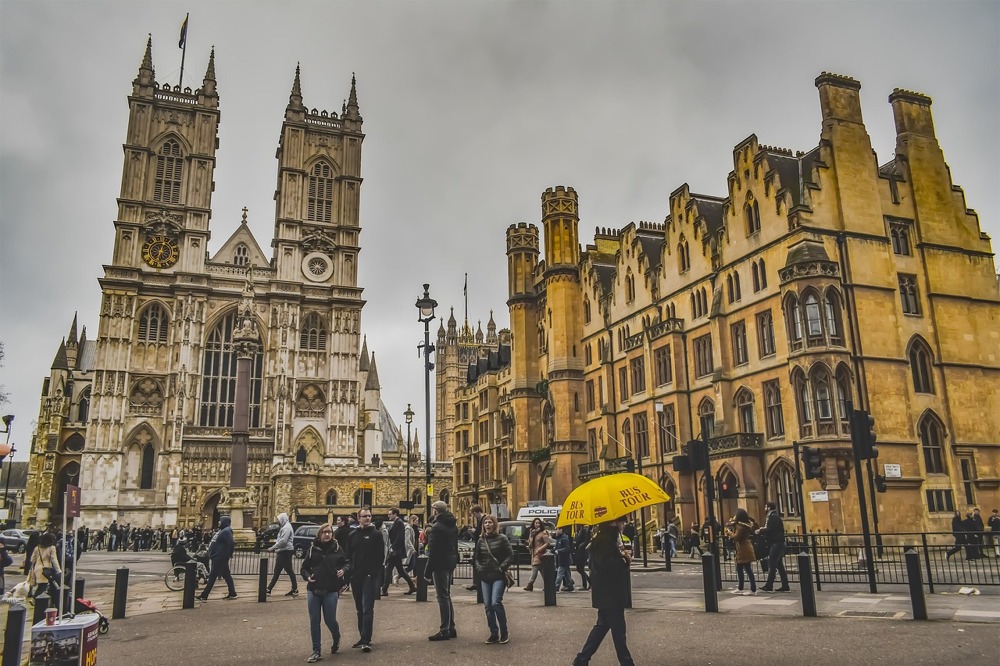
(133, 35), (156, 94)
(486, 310), (498, 344)
(51, 338), (69, 370)
(475, 320), (484, 344)
(447, 307), (457, 344)
(200, 47), (218, 100)
(67, 313), (79, 345)
(286, 63), (304, 118)
(359, 336), (370, 371)
(365, 352), (381, 390)
(345, 72), (360, 119)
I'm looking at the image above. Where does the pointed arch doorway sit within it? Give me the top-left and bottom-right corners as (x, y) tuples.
(201, 490), (222, 530)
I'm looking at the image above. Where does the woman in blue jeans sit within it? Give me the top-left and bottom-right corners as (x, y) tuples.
(300, 523), (347, 663)
(472, 515), (514, 644)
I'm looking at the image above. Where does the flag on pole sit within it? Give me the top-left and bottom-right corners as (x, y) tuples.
(66, 484), (81, 517)
(179, 14), (189, 49)
(464, 273), (467, 298)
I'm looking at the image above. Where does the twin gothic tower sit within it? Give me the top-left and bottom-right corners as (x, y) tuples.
(22, 37), (398, 529)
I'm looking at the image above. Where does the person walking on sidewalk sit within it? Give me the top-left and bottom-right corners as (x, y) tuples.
(727, 508), (758, 595)
(572, 517), (634, 666)
(267, 512), (299, 597)
(553, 526), (575, 592)
(988, 508), (1000, 557)
(381, 508), (416, 595)
(574, 524), (592, 591)
(522, 518), (550, 592)
(472, 515), (513, 645)
(756, 502), (789, 592)
(426, 500), (459, 641)
(344, 508), (383, 653)
(946, 510), (966, 560)
(301, 523), (347, 663)
(199, 515), (237, 601)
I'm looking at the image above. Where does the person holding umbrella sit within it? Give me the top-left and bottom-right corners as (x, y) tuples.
(572, 516), (634, 666)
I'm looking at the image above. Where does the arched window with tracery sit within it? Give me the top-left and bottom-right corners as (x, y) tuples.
(154, 139), (183, 203)
(679, 240), (690, 273)
(634, 413), (649, 458)
(745, 196), (761, 236)
(234, 243), (250, 267)
(804, 292), (824, 344)
(199, 311), (263, 427)
(768, 460), (800, 517)
(77, 387), (91, 423)
(138, 303), (169, 343)
(919, 412), (947, 474)
(764, 380), (784, 438)
(811, 366), (834, 434)
(835, 365), (852, 431)
(784, 294), (803, 351)
(735, 388), (755, 433)
(824, 290), (844, 345)
(698, 398), (715, 438)
(300, 312), (328, 351)
(325, 489), (338, 506)
(792, 369), (812, 437)
(908, 337), (935, 394)
(308, 162), (335, 222)
(622, 419), (632, 457)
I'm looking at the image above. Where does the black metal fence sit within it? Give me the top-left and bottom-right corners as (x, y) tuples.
(715, 532), (999, 591)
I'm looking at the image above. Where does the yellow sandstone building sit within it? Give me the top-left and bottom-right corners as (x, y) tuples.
(440, 73), (1000, 537)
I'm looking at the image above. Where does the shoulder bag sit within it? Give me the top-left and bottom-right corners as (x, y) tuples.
(483, 538), (515, 589)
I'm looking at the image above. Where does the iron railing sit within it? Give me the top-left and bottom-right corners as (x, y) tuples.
(711, 531), (999, 591)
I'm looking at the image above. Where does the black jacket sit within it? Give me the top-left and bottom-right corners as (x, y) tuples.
(472, 534), (514, 583)
(207, 517), (235, 561)
(345, 525), (385, 578)
(426, 511), (459, 573)
(554, 533), (573, 567)
(759, 510), (785, 547)
(588, 526), (630, 610)
(573, 526), (591, 565)
(301, 538), (348, 593)
(387, 517), (406, 556)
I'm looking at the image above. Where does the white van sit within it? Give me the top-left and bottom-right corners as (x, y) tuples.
(515, 505), (562, 522)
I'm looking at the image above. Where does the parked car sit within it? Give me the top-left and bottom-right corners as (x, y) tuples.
(498, 520), (555, 564)
(1, 528), (35, 553)
(457, 535), (475, 563)
(257, 521), (308, 549)
(292, 524), (321, 558)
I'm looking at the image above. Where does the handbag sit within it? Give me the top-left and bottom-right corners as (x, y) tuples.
(483, 538), (515, 590)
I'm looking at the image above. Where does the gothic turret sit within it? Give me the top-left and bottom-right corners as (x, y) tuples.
(287, 63), (304, 116)
(447, 308), (457, 345)
(365, 352), (380, 391)
(132, 35), (156, 96)
(486, 311), (497, 345)
(199, 47), (218, 103)
(344, 73), (362, 127)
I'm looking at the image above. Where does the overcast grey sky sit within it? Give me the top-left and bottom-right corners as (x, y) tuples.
(1, 1), (997, 462)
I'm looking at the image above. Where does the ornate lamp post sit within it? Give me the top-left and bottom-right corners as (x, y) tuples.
(415, 284), (437, 523)
(404, 403), (414, 504)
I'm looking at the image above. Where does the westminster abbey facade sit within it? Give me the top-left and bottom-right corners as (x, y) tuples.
(22, 37), (452, 530)
(441, 73), (1000, 536)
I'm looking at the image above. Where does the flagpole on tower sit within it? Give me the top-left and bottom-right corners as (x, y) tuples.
(464, 272), (468, 325)
(178, 13), (190, 89)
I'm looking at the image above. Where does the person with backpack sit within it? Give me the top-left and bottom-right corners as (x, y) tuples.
(301, 523), (348, 663)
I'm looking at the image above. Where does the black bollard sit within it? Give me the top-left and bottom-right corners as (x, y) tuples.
(904, 549), (927, 620)
(258, 556), (269, 603)
(701, 552), (718, 613)
(542, 553), (557, 607)
(33, 593), (51, 625)
(798, 552), (816, 617)
(112, 567), (129, 619)
(664, 545), (672, 572)
(182, 561), (197, 609)
(75, 577), (86, 604)
(3, 605), (25, 666)
(415, 555), (429, 602)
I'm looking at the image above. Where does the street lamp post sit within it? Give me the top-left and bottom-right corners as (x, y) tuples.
(0, 415), (14, 524)
(404, 403), (414, 504)
(415, 284), (437, 524)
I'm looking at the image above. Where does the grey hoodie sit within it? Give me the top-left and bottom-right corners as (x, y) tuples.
(271, 513), (294, 552)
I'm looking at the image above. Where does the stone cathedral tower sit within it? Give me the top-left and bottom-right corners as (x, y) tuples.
(20, 37), (452, 530)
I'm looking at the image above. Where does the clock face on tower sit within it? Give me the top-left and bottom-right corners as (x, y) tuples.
(141, 235), (180, 268)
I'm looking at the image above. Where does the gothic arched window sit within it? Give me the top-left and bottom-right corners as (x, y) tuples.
(199, 311), (263, 427)
(784, 295), (803, 351)
(679, 240), (690, 273)
(634, 413), (649, 458)
(919, 412), (946, 474)
(824, 290), (844, 345)
(752, 262), (760, 292)
(308, 162), (335, 223)
(758, 259), (767, 289)
(835, 365), (852, 430)
(698, 398), (715, 438)
(325, 489), (338, 506)
(764, 380), (784, 438)
(140, 443), (155, 489)
(735, 388), (755, 433)
(804, 292), (823, 342)
(296, 446), (307, 466)
(745, 196), (761, 235)
(300, 312), (328, 351)
(153, 139), (183, 204)
(234, 243), (250, 267)
(768, 460), (800, 517)
(138, 303), (169, 343)
(908, 337), (935, 394)
(77, 387), (91, 423)
(812, 367), (833, 421)
(792, 369), (812, 437)
(622, 419), (632, 457)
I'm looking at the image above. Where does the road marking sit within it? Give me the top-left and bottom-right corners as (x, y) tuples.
(954, 610), (1000, 619)
(840, 597), (883, 604)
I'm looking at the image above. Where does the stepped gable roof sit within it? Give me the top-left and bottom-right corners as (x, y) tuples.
(757, 145), (821, 209)
(635, 230), (664, 271)
(593, 264), (616, 295)
(690, 195), (725, 237)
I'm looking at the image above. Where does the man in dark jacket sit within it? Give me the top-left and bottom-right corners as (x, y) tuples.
(199, 515), (237, 601)
(756, 502), (789, 592)
(426, 501), (459, 641)
(988, 509), (1000, 557)
(573, 517), (634, 666)
(382, 508), (416, 595)
(554, 527), (575, 591)
(345, 508), (383, 652)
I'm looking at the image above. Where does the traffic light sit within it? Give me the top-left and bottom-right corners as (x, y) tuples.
(686, 440), (710, 471)
(874, 474), (887, 493)
(851, 409), (878, 460)
(671, 454), (691, 473)
(802, 445), (823, 480)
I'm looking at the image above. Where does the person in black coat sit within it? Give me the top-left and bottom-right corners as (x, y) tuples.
(946, 511), (966, 559)
(382, 508), (416, 595)
(198, 515), (236, 601)
(426, 501), (459, 641)
(344, 508), (383, 652)
(756, 502), (789, 592)
(573, 525), (592, 590)
(300, 524), (347, 662)
(573, 518), (634, 666)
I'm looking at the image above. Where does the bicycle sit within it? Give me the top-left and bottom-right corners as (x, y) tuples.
(165, 552), (210, 591)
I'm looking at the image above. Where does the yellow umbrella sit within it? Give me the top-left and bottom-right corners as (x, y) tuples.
(557, 472), (671, 527)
